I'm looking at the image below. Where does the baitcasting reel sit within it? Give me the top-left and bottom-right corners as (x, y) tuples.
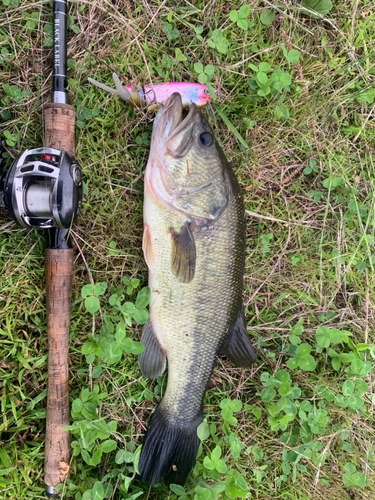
(0, 147), (82, 229)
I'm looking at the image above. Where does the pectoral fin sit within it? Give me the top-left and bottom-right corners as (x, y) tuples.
(138, 320), (166, 379)
(219, 306), (257, 367)
(142, 224), (155, 272)
(170, 222), (196, 283)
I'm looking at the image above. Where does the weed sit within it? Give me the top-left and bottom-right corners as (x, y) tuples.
(1, 0), (375, 499)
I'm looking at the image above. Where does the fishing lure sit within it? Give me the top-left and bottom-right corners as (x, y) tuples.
(88, 73), (218, 112)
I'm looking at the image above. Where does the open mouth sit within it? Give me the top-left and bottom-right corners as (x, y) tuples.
(160, 93), (198, 142)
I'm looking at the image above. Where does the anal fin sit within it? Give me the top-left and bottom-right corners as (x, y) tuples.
(170, 222), (196, 283)
(219, 306), (257, 367)
(138, 320), (166, 379)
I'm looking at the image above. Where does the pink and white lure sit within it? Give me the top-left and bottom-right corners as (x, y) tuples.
(88, 73), (218, 112)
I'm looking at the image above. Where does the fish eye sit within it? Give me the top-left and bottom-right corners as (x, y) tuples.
(199, 131), (213, 147)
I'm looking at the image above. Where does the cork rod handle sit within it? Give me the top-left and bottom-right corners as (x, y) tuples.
(44, 249), (74, 490)
(44, 103), (76, 158)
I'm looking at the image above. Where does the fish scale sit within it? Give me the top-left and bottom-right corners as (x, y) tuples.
(146, 190), (244, 419)
(138, 93), (256, 486)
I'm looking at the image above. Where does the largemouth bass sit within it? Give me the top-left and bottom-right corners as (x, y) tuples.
(138, 93), (257, 486)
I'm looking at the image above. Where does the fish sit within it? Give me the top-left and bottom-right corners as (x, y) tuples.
(88, 73), (218, 112)
(138, 92), (257, 486)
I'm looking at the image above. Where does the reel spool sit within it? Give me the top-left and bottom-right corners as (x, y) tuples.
(0, 147), (82, 229)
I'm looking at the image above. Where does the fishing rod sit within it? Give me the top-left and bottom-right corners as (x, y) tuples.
(0, 0), (81, 496)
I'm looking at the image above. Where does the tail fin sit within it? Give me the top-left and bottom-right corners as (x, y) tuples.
(139, 405), (201, 486)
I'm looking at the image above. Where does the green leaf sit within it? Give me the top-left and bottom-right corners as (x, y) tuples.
(287, 50), (300, 63)
(90, 448), (102, 466)
(237, 19), (248, 30)
(229, 10), (238, 22)
(359, 361), (372, 376)
(134, 308), (149, 325)
(301, 0), (333, 18)
(317, 335), (330, 348)
(115, 449), (134, 464)
(72, 399), (83, 412)
(215, 459), (227, 474)
(86, 353), (95, 364)
(194, 62), (204, 74)
(351, 472), (368, 487)
(274, 104), (289, 120)
(296, 343), (311, 358)
(198, 73), (207, 84)
(331, 356), (341, 371)
(82, 284), (95, 298)
(82, 341), (96, 355)
(299, 354), (316, 371)
(94, 282), (107, 296)
(204, 64), (215, 76)
(211, 445), (221, 462)
(92, 365), (102, 378)
(279, 381), (291, 396)
(107, 342), (122, 365)
(197, 420), (210, 441)
(328, 329), (345, 343)
(289, 334), (301, 345)
(239, 4), (250, 18)
(229, 399), (242, 412)
(92, 481), (104, 500)
(287, 357), (299, 369)
(121, 338), (144, 355)
(275, 370), (289, 383)
(258, 62), (271, 72)
(85, 296), (100, 314)
(84, 401), (96, 413)
(260, 8), (276, 25)
(81, 388), (90, 402)
(256, 72), (268, 85)
(344, 462), (356, 474)
(135, 287), (150, 308)
(115, 322), (126, 343)
(170, 484), (186, 495)
(350, 359), (364, 374)
(203, 456), (215, 470)
(355, 380), (368, 392)
(342, 380), (354, 395)
(275, 396), (287, 414)
(122, 302), (135, 314)
(257, 87), (271, 97)
(101, 439), (117, 453)
(81, 449), (91, 464)
(175, 48), (186, 61)
(261, 387), (276, 402)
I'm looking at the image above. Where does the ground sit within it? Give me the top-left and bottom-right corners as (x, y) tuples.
(0, 1), (374, 499)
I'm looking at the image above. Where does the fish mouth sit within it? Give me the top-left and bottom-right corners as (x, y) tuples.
(156, 93), (198, 156)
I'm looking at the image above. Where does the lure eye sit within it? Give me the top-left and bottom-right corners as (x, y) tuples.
(204, 88), (210, 96)
(199, 131), (213, 147)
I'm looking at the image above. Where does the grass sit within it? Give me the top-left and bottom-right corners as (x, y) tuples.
(1, 0), (375, 498)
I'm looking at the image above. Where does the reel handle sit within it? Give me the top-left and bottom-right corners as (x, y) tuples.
(44, 103), (76, 158)
(44, 248), (74, 494)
